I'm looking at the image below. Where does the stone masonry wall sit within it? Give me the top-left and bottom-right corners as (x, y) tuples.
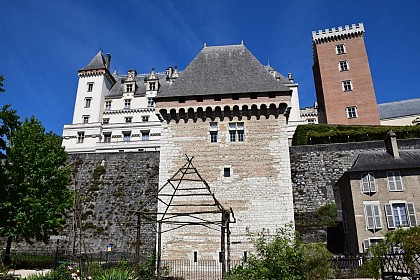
(1, 152), (159, 259)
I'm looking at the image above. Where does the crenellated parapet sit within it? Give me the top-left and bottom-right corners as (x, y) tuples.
(312, 23), (364, 44)
(158, 103), (289, 123)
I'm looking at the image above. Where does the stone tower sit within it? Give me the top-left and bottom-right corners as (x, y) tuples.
(312, 23), (380, 125)
(155, 44), (295, 262)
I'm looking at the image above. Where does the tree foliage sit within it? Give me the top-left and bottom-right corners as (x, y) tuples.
(0, 116), (73, 262)
(363, 226), (420, 279)
(226, 225), (334, 280)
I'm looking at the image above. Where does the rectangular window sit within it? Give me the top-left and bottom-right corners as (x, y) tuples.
(83, 116), (89, 124)
(103, 118), (109, 124)
(123, 132), (131, 142)
(85, 98), (92, 108)
(336, 44), (346, 55)
(125, 117), (132, 123)
(229, 122), (245, 142)
(209, 122), (218, 143)
(77, 132), (84, 143)
(387, 171), (403, 191)
(224, 167), (231, 177)
(142, 116), (149, 122)
(103, 133), (111, 143)
(126, 84), (133, 93)
(124, 99), (131, 109)
(385, 202), (417, 229)
(308, 118), (315, 125)
(149, 82), (156, 91)
(142, 131), (150, 141)
(363, 238), (384, 252)
(364, 202), (382, 230)
(87, 83), (94, 92)
(361, 172), (376, 194)
(147, 98), (154, 107)
(105, 101), (112, 110)
(346, 106), (357, 119)
(342, 80), (353, 91)
(339, 60), (349, 71)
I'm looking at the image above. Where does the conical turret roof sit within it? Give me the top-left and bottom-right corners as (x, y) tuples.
(80, 51), (106, 71)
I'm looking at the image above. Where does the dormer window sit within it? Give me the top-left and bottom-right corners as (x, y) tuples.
(150, 82), (156, 91)
(126, 84), (133, 93)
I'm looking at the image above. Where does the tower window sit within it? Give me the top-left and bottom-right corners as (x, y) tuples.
(342, 80), (353, 91)
(229, 122), (245, 142)
(346, 106), (357, 119)
(83, 115), (89, 124)
(124, 99), (131, 109)
(77, 132), (85, 143)
(125, 117), (132, 123)
(105, 101), (112, 110)
(339, 61), (349, 71)
(336, 44), (346, 55)
(84, 98), (92, 108)
(87, 83), (94, 92)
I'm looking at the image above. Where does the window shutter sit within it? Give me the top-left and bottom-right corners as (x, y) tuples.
(406, 203), (417, 227)
(368, 173), (376, 193)
(363, 239), (370, 252)
(361, 173), (370, 193)
(373, 204), (382, 229)
(365, 204), (375, 230)
(385, 204), (395, 229)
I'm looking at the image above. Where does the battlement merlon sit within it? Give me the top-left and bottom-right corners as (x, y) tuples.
(312, 23), (365, 44)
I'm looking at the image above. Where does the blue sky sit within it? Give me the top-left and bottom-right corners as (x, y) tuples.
(1, 0), (419, 134)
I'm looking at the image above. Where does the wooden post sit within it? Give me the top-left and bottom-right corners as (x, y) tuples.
(221, 211), (226, 279)
(157, 222), (162, 280)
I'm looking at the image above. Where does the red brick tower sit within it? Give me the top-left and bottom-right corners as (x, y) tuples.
(312, 23), (380, 125)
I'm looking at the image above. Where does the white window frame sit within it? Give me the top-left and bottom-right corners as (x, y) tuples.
(84, 97), (92, 108)
(124, 99), (131, 109)
(339, 60), (349, 71)
(209, 122), (218, 143)
(336, 44), (346, 55)
(384, 201), (417, 229)
(342, 80), (353, 91)
(126, 84), (133, 93)
(363, 201), (382, 230)
(361, 172), (376, 194)
(105, 101), (112, 110)
(363, 237), (385, 253)
(77, 132), (85, 143)
(228, 122), (245, 142)
(387, 171), (404, 191)
(346, 106), (358, 119)
(87, 83), (94, 92)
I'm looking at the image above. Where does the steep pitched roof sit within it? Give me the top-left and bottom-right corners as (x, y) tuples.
(378, 98), (420, 119)
(348, 150), (420, 172)
(80, 51), (106, 71)
(158, 44), (291, 98)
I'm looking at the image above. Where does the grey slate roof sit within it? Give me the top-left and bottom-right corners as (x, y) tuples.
(80, 51), (106, 71)
(378, 98), (420, 119)
(157, 44), (291, 98)
(106, 74), (169, 99)
(348, 150), (420, 172)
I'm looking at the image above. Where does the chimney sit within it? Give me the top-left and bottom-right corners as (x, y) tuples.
(288, 73), (294, 83)
(385, 130), (399, 158)
(105, 53), (111, 70)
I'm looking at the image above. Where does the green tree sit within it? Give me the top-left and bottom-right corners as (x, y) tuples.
(226, 225), (334, 280)
(0, 117), (73, 263)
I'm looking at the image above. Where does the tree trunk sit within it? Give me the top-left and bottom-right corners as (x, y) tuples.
(4, 236), (12, 264)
